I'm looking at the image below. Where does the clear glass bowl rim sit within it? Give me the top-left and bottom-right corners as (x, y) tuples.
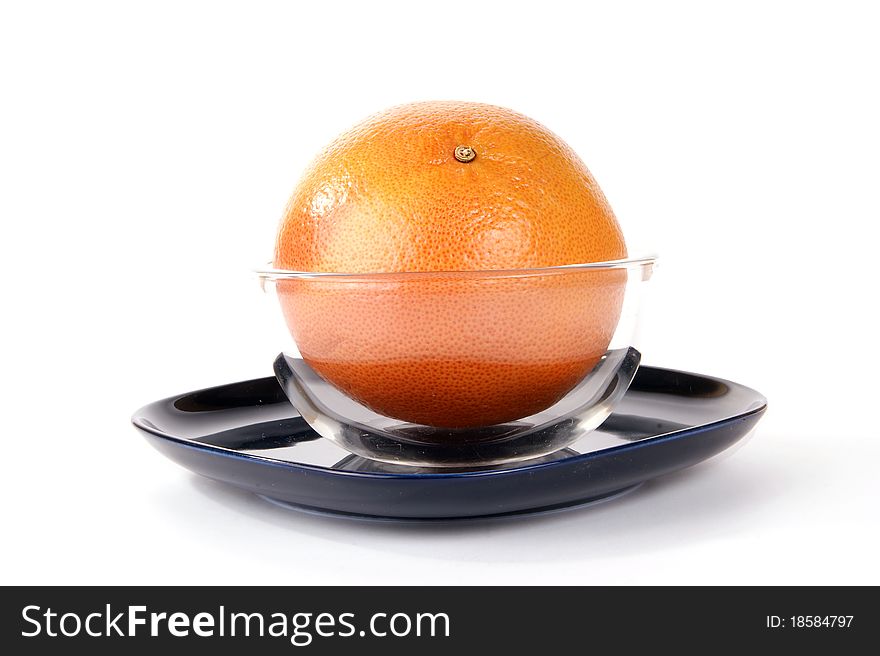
(256, 255), (657, 282)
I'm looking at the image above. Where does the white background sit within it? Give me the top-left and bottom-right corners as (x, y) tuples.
(2, 1), (878, 585)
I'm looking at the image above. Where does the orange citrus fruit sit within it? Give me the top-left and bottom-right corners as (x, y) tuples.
(274, 101), (627, 428)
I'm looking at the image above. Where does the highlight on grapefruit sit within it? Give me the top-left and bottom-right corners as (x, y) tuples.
(274, 101), (627, 428)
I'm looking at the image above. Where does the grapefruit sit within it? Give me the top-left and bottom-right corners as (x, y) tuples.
(274, 101), (626, 428)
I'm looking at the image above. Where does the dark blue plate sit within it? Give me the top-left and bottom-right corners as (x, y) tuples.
(132, 366), (766, 521)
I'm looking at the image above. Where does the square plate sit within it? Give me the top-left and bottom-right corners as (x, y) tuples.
(132, 366), (766, 521)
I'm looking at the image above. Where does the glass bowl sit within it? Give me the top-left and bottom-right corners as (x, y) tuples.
(257, 256), (655, 467)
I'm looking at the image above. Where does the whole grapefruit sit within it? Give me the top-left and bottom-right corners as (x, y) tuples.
(274, 101), (627, 428)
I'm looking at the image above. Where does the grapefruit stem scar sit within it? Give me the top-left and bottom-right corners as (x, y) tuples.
(454, 145), (476, 163)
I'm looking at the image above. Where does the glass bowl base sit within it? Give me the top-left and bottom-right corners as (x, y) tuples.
(273, 348), (640, 468)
